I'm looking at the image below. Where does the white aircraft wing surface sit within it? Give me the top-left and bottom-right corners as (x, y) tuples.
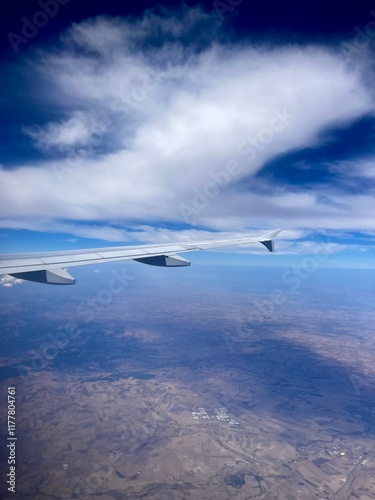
(0, 229), (282, 285)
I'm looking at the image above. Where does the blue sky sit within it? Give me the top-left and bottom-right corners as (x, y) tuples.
(0, 0), (375, 274)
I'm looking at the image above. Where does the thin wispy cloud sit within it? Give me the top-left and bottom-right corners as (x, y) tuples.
(23, 111), (107, 151)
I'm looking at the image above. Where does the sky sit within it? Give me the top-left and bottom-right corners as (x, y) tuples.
(0, 0), (375, 273)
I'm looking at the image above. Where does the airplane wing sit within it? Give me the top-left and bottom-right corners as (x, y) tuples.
(0, 229), (282, 285)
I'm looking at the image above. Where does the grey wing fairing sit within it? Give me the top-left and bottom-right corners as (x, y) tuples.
(0, 229), (282, 285)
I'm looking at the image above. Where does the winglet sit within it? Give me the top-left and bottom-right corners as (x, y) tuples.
(258, 229), (282, 253)
(260, 240), (274, 252)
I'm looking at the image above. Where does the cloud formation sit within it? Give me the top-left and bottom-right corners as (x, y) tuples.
(0, 275), (23, 287)
(0, 7), (374, 250)
(23, 111), (106, 151)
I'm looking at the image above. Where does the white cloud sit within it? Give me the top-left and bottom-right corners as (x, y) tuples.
(328, 158), (375, 181)
(23, 111), (108, 151)
(1, 275), (23, 287)
(1, 9), (375, 245)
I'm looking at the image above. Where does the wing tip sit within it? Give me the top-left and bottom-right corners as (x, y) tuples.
(259, 228), (282, 252)
(260, 240), (274, 252)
